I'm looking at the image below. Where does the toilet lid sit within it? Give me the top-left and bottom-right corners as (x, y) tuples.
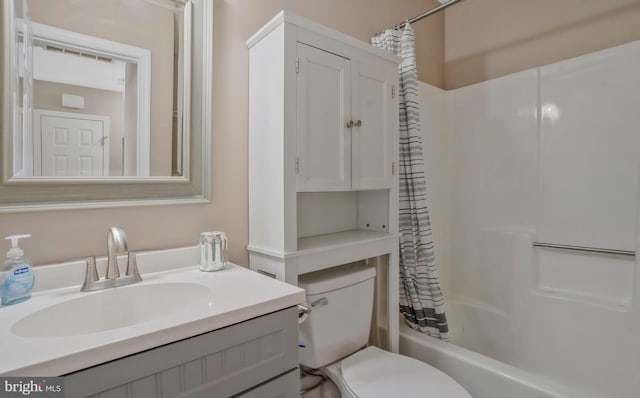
(341, 346), (472, 398)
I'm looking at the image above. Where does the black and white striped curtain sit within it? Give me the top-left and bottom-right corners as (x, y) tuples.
(372, 25), (449, 341)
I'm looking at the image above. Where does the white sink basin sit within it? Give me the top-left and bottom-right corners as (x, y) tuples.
(11, 282), (211, 338)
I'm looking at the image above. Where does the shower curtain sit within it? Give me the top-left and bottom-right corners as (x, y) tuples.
(372, 25), (449, 341)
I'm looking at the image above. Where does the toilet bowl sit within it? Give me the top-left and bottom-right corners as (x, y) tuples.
(324, 346), (471, 397)
(298, 262), (471, 398)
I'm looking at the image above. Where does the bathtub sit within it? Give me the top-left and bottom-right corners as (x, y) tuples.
(398, 322), (600, 398)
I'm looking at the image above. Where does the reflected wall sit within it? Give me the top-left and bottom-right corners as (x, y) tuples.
(19, 0), (182, 176)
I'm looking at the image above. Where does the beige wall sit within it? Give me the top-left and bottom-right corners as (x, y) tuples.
(283, 0), (445, 87)
(2, 1), (439, 266)
(27, 0), (175, 175)
(443, 0), (640, 89)
(32, 80), (124, 176)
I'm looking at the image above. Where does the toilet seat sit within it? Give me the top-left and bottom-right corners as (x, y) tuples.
(341, 346), (471, 398)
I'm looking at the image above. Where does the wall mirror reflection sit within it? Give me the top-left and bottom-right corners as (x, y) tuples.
(0, 0), (210, 210)
(11, 0), (190, 178)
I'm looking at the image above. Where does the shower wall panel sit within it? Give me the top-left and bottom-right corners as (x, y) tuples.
(535, 41), (640, 308)
(538, 41), (640, 252)
(419, 38), (640, 398)
(447, 69), (538, 309)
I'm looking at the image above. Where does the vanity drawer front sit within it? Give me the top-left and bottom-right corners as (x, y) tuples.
(64, 307), (299, 398)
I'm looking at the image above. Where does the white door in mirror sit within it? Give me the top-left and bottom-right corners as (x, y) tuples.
(36, 111), (109, 177)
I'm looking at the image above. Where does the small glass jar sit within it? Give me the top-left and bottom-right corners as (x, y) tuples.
(199, 231), (228, 272)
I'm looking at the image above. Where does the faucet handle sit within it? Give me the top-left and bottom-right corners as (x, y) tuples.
(125, 252), (143, 283)
(80, 256), (99, 292)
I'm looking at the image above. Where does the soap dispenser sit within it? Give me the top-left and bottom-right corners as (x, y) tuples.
(0, 234), (35, 306)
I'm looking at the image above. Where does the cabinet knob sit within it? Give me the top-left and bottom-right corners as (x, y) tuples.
(354, 120), (362, 127)
(346, 120), (354, 128)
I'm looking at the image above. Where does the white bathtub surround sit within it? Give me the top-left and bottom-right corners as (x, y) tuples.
(372, 24), (449, 340)
(399, 323), (601, 398)
(417, 39), (640, 398)
(0, 246), (304, 376)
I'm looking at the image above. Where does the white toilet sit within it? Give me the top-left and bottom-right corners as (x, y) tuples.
(298, 262), (471, 398)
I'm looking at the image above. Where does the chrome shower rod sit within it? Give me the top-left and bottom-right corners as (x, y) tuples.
(394, 0), (466, 30)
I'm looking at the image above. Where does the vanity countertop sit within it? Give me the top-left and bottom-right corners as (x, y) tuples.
(0, 255), (305, 376)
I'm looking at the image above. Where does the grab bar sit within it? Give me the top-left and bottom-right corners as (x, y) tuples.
(533, 242), (635, 257)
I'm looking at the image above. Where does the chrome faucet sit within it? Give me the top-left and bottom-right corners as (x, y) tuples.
(81, 226), (143, 292)
(106, 226), (127, 279)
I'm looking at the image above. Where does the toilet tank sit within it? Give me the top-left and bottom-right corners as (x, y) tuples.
(298, 261), (376, 369)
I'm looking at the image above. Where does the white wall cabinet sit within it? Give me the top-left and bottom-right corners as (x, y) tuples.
(246, 11), (401, 352)
(296, 43), (351, 191)
(296, 43), (396, 192)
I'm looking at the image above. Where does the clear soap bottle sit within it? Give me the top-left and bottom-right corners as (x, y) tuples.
(0, 234), (35, 306)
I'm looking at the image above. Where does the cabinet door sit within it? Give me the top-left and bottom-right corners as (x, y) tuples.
(351, 59), (398, 190)
(296, 43), (351, 191)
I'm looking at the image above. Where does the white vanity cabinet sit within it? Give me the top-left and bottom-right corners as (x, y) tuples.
(246, 11), (401, 352)
(296, 43), (397, 192)
(63, 307), (299, 398)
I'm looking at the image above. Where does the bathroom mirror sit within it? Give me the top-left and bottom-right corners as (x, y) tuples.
(0, 0), (211, 210)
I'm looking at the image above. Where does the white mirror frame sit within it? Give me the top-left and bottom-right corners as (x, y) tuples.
(0, 0), (211, 212)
